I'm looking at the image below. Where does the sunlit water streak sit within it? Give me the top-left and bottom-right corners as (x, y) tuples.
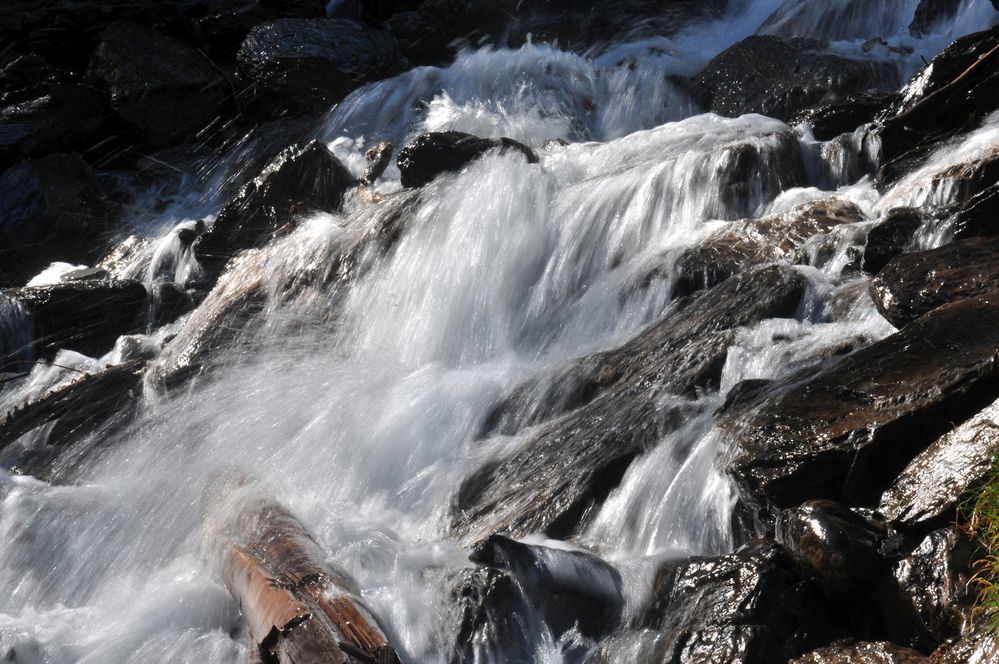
(2, 2), (999, 662)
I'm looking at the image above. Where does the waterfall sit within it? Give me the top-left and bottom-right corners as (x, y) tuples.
(2, 1), (999, 663)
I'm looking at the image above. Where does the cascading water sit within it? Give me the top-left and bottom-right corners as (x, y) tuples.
(2, 1), (999, 663)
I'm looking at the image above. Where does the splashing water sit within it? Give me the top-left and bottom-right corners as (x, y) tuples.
(2, 2), (999, 663)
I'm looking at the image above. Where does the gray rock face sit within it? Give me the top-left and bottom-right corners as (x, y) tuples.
(694, 36), (897, 122)
(725, 294), (999, 527)
(0, 153), (111, 286)
(237, 18), (408, 114)
(880, 398), (999, 530)
(869, 236), (999, 328)
(454, 265), (807, 541)
(87, 22), (227, 147)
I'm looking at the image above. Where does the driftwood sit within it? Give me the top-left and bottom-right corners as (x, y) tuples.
(202, 475), (403, 664)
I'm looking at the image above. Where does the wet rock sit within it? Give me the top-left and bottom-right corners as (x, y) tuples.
(869, 236), (999, 328)
(791, 640), (928, 663)
(150, 282), (195, 329)
(693, 36), (897, 122)
(447, 566), (534, 664)
(470, 534), (623, 639)
(636, 540), (839, 664)
(725, 293), (999, 527)
(455, 265), (807, 540)
(87, 22), (227, 148)
(0, 153), (112, 286)
(880, 397), (999, 530)
(97, 235), (153, 280)
(861, 208), (922, 274)
(893, 527), (979, 642)
(909, 0), (963, 37)
(952, 182), (999, 240)
(362, 140), (393, 184)
(397, 131), (538, 189)
(776, 500), (887, 600)
(0, 359), (144, 456)
(0, 72), (108, 168)
(8, 279), (148, 359)
(672, 197), (863, 297)
(878, 25), (999, 185)
(931, 619), (999, 662)
(199, 0), (327, 60)
(194, 140), (355, 279)
(236, 18), (408, 115)
(797, 91), (899, 141)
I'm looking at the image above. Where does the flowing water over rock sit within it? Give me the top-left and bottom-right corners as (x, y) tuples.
(2, 1), (999, 663)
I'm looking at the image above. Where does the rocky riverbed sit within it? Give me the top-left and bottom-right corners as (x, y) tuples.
(3, 1), (999, 663)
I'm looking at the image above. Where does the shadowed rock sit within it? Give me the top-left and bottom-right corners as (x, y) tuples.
(446, 566), (534, 664)
(796, 91), (899, 141)
(791, 640), (927, 663)
(861, 208), (922, 274)
(87, 21), (227, 148)
(397, 131), (538, 189)
(880, 397), (999, 530)
(725, 293), (999, 528)
(194, 140), (355, 280)
(454, 265), (807, 541)
(869, 236), (999, 328)
(930, 619), (999, 662)
(694, 36), (897, 122)
(952, 182), (999, 240)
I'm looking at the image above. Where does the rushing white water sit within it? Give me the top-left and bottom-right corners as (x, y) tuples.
(2, 2), (999, 663)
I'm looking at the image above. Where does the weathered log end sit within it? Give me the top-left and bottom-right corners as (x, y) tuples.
(201, 473), (404, 664)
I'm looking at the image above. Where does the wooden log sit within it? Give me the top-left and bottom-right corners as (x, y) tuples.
(202, 474), (404, 664)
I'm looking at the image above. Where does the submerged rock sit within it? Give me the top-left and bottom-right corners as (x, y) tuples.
(87, 22), (227, 148)
(0, 153), (112, 286)
(194, 140), (355, 279)
(880, 397), (999, 530)
(8, 279), (148, 358)
(635, 540), (839, 664)
(861, 208), (922, 274)
(694, 36), (896, 122)
(397, 131), (539, 189)
(237, 18), (408, 115)
(791, 640), (928, 663)
(455, 265), (807, 540)
(869, 236), (999, 328)
(725, 294), (999, 527)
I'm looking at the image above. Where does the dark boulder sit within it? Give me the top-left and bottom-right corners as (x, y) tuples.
(194, 140), (355, 279)
(893, 527), (979, 643)
(8, 279), (148, 359)
(198, 0), (327, 60)
(791, 641), (928, 663)
(880, 397), (999, 530)
(635, 540), (840, 664)
(724, 294), (999, 528)
(236, 18), (408, 115)
(454, 265), (807, 540)
(861, 208), (922, 274)
(446, 566), (535, 664)
(87, 21), (227, 149)
(951, 182), (999, 240)
(0, 153), (112, 286)
(693, 36), (897, 122)
(470, 535), (623, 639)
(397, 131), (539, 189)
(775, 500), (887, 601)
(797, 91), (899, 141)
(869, 236), (999, 328)
(0, 70), (108, 168)
(0, 359), (144, 460)
(878, 25), (999, 185)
